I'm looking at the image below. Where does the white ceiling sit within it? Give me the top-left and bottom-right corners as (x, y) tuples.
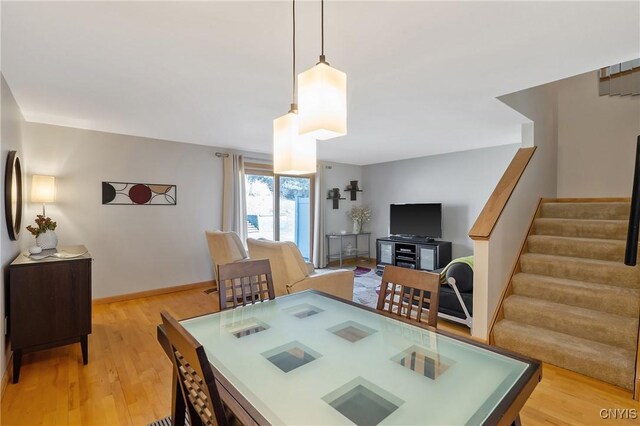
(2, 1), (639, 165)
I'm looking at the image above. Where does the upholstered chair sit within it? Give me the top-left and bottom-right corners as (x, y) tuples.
(205, 231), (249, 284)
(246, 238), (354, 300)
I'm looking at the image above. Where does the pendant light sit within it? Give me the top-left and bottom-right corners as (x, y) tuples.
(297, 0), (347, 140)
(273, 0), (317, 175)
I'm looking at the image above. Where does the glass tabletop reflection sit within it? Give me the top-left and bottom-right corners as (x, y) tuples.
(181, 291), (529, 425)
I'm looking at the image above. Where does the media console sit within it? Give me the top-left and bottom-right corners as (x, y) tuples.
(376, 237), (452, 274)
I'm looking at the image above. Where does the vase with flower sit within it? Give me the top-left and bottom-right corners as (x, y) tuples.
(26, 215), (58, 249)
(346, 206), (372, 234)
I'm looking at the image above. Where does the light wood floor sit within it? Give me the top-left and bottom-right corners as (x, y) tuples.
(1, 287), (638, 425)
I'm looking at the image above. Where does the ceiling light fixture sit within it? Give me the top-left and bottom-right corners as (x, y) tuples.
(298, 0), (347, 140)
(273, 0), (317, 175)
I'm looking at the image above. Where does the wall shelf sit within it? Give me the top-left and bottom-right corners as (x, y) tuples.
(326, 196), (346, 209)
(327, 188), (346, 209)
(344, 189), (363, 201)
(345, 180), (362, 201)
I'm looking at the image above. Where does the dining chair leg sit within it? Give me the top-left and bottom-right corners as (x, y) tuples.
(171, 369), (186, 426)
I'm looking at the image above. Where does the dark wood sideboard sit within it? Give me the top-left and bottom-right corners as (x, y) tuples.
(8, 245), (92, 383)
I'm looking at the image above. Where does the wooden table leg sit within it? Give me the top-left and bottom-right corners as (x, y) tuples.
(12, 349), (22, 384)
(171, 369), (186, 426)
(511, 413), (522, 426)
(81, 335), (89, 365)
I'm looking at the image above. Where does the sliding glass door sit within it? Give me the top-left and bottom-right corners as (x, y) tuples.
(245, 166), (313, 259)
(278, 176), (311, 259)
(245, 173), (275, 240)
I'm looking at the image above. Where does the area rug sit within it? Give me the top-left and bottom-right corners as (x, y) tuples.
(353, 266), (372, 277)
(352, 270), (382, 308)
(148, 415), (190, 426)
(147, 416), (172, 426)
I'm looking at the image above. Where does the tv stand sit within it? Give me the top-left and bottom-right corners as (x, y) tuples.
(392, 235), (436, 243)
(376, 237), (452, 274)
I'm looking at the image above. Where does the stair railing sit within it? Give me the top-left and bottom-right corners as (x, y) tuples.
(624, 135), (640, 401)
(624, 136), (640, 266)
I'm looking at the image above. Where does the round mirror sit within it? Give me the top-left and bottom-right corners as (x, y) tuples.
(4, 151), (23, 240)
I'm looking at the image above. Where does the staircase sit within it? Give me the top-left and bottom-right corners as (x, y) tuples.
(493, 199), (640, 391)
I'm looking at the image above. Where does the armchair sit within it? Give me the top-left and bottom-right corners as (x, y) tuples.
(205, 231), (248, 284)
(246, 238), (354, 300)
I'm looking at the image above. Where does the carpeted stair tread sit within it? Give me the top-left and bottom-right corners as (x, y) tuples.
(519, 253), (640, 289)
(540, 202), (630, 220)
(493, 320), (635, 390)
(533, 218), (627, 240)
(527, 235), (626, 262)
(512, 273), (640, 318)
(503, 295), (638, 350)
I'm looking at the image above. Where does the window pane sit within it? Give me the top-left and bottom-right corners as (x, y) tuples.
(246, 174), (275, 240)
(279, 176), (311, 259)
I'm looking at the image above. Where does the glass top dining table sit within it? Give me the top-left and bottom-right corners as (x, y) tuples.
(173, 290), (541, 426)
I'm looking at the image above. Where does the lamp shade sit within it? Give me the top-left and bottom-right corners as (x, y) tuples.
(273, 112), (317, 175)
(298, 62), (347, 140)
(31, 175), (56, 203)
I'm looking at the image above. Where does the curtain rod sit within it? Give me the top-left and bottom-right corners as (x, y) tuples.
(215, 152), (272, 164)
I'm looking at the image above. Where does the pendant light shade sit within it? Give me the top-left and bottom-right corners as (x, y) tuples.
(298, 61), (347, 140)
(297, 0), (347, 140)
(272, 0), (317, 175)
(273, 109), (317, 175)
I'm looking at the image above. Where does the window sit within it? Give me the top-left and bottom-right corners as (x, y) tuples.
(245, 163), (313, 259)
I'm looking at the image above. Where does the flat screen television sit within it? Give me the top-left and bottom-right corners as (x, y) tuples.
(390, 203), (442, 239)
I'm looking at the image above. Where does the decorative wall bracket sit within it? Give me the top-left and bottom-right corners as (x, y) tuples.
(327, 188), (345, 209)
(345, 180), (363, 201)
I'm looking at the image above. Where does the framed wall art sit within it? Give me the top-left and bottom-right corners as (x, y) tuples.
(102, 181), (176, 205)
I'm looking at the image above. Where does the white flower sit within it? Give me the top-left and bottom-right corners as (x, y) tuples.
(346, 206), (372, 223)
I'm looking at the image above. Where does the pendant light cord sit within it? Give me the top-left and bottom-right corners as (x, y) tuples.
(318, 0), (326, 64)
(321, 0), (324, 56)
(291, 0), (297, 111)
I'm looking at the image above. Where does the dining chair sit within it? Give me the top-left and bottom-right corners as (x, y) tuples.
(376, 265), (441, 328)
(217, 258), (275, 310)
(160, 310), (229, 426)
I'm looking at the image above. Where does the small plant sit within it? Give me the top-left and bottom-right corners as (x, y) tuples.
(26, 215), (57, 237)
(346, 206), (372, 223)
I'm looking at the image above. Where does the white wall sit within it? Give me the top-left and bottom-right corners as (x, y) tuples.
(362, 145), (519, 260)
(470, 70), (639, 340)
(22, 123), (230, 299)
(1, 74), (28, 383)
(557, 71), (640, 197)
(469, 81), (559, 340)
(321, 161), (364, 256)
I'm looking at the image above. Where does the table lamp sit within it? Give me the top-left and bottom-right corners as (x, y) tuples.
(31, 175), (56, 216)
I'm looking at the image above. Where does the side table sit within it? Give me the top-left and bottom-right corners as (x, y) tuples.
(8, 245), (92, 383)
(326, 233), (371, 267)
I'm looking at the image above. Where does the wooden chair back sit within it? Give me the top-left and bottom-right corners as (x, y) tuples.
(376, 265), (441, 328)
(217, 259), (275, 310)
(160, 311), (228, 426)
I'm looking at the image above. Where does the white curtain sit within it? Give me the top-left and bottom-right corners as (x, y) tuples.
(222, 154), (248, 244)
(312, 161), (327, 268)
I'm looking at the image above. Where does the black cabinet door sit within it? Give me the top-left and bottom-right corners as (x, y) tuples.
(418, 245), (437, 271)
(9, 259), (91, 349)
(377, 240), (394, 265)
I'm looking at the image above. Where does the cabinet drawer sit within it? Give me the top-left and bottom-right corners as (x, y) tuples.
(9, 259), (91, 350)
